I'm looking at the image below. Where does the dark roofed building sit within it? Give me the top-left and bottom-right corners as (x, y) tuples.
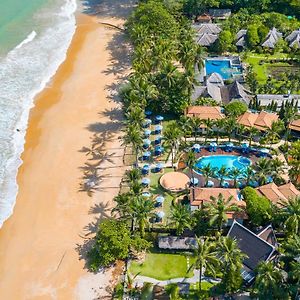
(228, 221), (277, 283)
(236, 29), (247, 49)
(158, 236), (197, 250)
(262, 27), (283, 49)
(227, 81), (253, 105)
(208, 8), (231, 20)
(257, 225), (278, 248)
(193, 24), (221, 47)
(286, 29), (300, 49)
(257, 94), (300, 110)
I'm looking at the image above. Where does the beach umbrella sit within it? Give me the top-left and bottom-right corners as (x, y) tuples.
(190, 177), (199, 186)
(145, 110), (152, 116)
(155, 135), (162, 145)
(207, 180), (214, 187)
(143, 151), (151, 160)
(156, 195), (165, 203)
(142, 177), (151, 186)
(261, 148), (269, 154)
(226, 142), (234, 147)
(154, 146), (164, 156)
(210, 142), (217, 147)
(193, 144), (201, 153)
(143, 139), (151, 148)
(142, 192), (151, 198)
(156, 211), (165, 220)
(144, 129), (151, 137)
(153, 162), (164, 173)
(222, 181), (230, 188)
(242, 142), (249, 148)
(143, 119), (152, 128)
(154, 125), (163, 134)
(142, 164), (150, 175)
(155, 115), (164, 122)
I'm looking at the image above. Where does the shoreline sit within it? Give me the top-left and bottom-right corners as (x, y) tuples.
(0, 5), (130, 299)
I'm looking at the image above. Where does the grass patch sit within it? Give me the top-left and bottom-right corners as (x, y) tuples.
(129, 253), (195, 280)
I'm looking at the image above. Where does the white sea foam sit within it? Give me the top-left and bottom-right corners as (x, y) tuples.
(0, 0), (77, 228)
(15, 31), (37, 50)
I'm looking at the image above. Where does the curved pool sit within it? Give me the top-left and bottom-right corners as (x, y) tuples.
(194, 155), (251, 179)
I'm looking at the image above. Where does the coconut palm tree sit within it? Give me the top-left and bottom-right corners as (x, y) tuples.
(186, 150), (197, 184)
(190, 117), (202, 142)
(197, 163), (215, 187)
(123, 124), (143, 166)
(247, 127), (260, 147)
(130, 195), (156, 237)
(204, 193), (241, 232)
(229, 167), (241, 188)
(170, 204), (192, 235)
(224, 117), (236, 142)
(244, 166), (255, 185)
(129, 180), (144, 196)
(203, 118), (214, 143)
(179, 115), (192, 143)
(125, 168), (142, 184)
(279, 196), (300, 235)
(254, 158), (272, 186)
(217, 237), (247, 294)
(193, 238), (219, 292)
(112, 192), (132, 219)
(164, 121), (183, 167)
(217, 165), (228, 187)
(125, 105), (145, 128)
(215, 118), (225, 144)
(236, 124), (247, 144)
(282, 234), (300, 260)
(253, 261), (287, 300)
(265, 120), (284, 146)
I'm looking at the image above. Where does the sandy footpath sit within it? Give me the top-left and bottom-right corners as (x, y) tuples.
(0, 1), (133, 298)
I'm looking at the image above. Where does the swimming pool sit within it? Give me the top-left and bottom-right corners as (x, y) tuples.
(194, 155), (251, 179)
(205, 59), (242, 80)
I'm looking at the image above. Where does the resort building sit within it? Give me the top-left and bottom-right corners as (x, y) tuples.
(198, 73), (252, 104)
(228, 221), (277, 283)
(195, 13), (212, 23)
(289, 119), (300, 137)
(262, 27), (283, 49)
(158, 236), (197, 250)
(185, 105), (225, 120)
(257, 94), (300, 111)
(208, 9), (232, 20)
(237, 111), (279, 131)
(236, 29), (247, 49)
(193, 24), (221, 47)
(190, 188), (247, 224)
(256, 182), (300, 206)
(286, 29), (300, 49)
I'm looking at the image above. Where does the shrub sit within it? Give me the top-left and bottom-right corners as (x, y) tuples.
(242, 187), (273, 226)
(224, 101), (248, 117)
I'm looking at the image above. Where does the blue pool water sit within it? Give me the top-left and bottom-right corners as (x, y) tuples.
(205, 59), (242, 80)
(195, 155), (251, 179)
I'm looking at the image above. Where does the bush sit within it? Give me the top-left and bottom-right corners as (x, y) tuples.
(242, 187), (273, 226)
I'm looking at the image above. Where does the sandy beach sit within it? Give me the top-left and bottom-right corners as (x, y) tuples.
(0, 1), (133, 299)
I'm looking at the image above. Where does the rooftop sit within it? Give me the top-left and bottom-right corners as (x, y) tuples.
(262, 27), (282, 48)
(236, 29), (247, 48)
(208, 8), (231, 19)
(185, 106), (225, 120)
(237, 111), (279, 131)
(158, 236), (197, 250)
(256, 182), (300, 205)
(228, 221), (276, 282)
(286, 29), (300, 49)
(257, 94), (300, 109)
(289, 118), (300, 132)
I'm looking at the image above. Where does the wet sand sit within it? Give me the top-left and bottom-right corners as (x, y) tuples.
(0, 4), (132, 299)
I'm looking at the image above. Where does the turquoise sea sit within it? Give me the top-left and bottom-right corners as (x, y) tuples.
(0, 0), (77, 227)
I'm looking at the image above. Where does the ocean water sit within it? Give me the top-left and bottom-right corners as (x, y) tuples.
(0, 0), (77, 228)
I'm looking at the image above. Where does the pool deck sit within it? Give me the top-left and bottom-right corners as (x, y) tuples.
(184, 148), (264, 189)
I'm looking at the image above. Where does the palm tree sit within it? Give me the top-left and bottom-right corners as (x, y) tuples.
(279, 196), (300, 235)
(186, 150), (197, 184)
(125, 168), (142, 184)
(170, 204), (192, 235)
(197, 163), (215, 187)
(123, 124), (143, 166)
(190, 117), (202, 142)
(129, 180), (144, 196)
(236, 124), (247, 144)
(215, 118), (225, 144)
(254, 261), (287, 300)
(204, 193), (240, 232)
(179, 115), (192, 143)
(125, 105), (145, 128)
(217, 237), (247, 294)
(247, 127), (260, 147)
(130, 196), (156, 237)
(282, 234), (300, 260)
(229, 167), (241, 188)
(164, 121), (183, 167)
(244, 166), (255, 185)
(265, 120), (284, 146)
(193, 238), (219, 292)
(254, 158), (272, 186)
(283, 105), (298, 142)
(203, 118), (214, 143)
(224, 117), (236, 142)
(112, 192), (131, 219)
(217, 165), (228, 187)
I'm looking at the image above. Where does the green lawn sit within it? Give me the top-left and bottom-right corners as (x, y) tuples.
(129, 253), (196, 280)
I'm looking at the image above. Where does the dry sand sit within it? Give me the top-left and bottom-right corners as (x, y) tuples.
(0, 1), (133, 298)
